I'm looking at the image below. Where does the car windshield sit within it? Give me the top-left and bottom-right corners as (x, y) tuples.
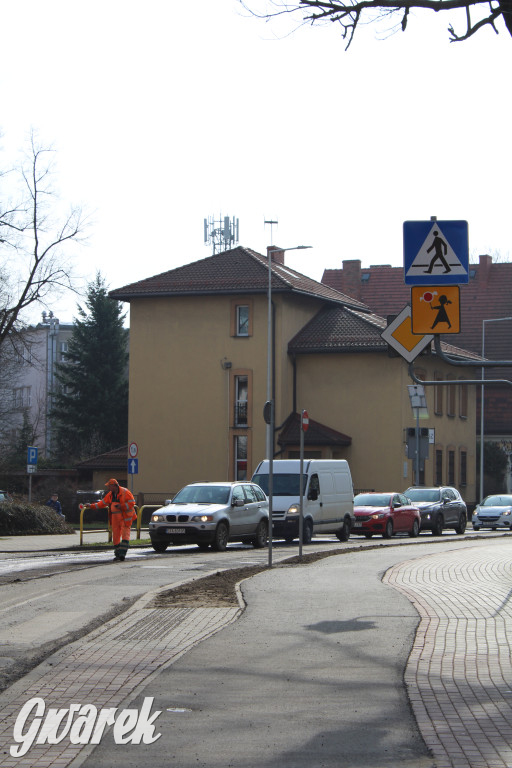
(252, 473), (307, 496)
(481, 495), (512, 507)
(354, 493), (392, 507)
(406, 489), (441, 503)
(172, 485), (230, 505)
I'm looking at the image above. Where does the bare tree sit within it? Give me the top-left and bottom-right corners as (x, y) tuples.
(241, 0), (512, 48)
(0, 132), (87, 348)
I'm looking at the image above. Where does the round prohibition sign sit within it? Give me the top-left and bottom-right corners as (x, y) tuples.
(129, 442), (138, 458)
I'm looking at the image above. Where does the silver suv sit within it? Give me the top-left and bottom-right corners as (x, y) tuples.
(404, 486), (467, 535)
(149, 481), (269, 553)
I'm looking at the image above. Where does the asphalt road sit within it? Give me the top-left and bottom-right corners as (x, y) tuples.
(0, 530), (497, 698)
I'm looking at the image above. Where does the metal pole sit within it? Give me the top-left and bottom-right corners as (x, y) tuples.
(299, 425), (304, 561)
(265, 244), (312, 569)
(415, 408), (420, 485)
(267, 248), (273, 568)
(479, 317), (512, 501)
(480, 326), (485, 502)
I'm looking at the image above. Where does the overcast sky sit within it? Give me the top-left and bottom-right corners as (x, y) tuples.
(1, 0), (510, 323)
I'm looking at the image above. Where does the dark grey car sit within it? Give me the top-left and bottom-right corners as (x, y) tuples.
(404, 486), (467, 535)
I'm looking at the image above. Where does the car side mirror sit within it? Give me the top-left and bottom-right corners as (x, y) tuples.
(232, 499), (245, 507)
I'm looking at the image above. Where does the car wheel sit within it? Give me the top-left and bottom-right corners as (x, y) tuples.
(197, 542), (210, 551)
(364, 533), (373, 539)
(336, 516), (352, 542)
(431, 515), (444, 536)
(252, 519), (268, 548)
(151, 541), (168, 553)
(212, 521), (229, 551)
(408, 519), (420, 538)
(302, 519), (313, 545)
(383, 520), (393, 539)
(455, 513), (467, 535)
(473, 525), (480, 531)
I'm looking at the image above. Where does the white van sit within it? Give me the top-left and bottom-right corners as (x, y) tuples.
(252, 459), (354, 544)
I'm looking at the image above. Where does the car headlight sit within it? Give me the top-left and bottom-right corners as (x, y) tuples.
(191, 515), (214, 522)
(371, 513), (387, 519)
(287, 505), (300, 515)
(151, 514), (164, 522)
(502, 509), (512, 516)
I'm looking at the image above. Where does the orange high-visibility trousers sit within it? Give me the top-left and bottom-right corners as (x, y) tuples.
(111, 511), (137, 560)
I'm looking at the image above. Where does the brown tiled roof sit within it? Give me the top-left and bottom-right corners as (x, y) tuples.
(322, 256), (512, 376)
(75, 446), (127, 470)
(289, 305), (481, 361)
(278, 412), (351, 447)
(110, 246), (368, 311)
(289, 306), (388, 354)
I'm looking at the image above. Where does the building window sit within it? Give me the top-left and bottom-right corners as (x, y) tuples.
(235, 435), (248, 480)
(60, 341), (69, 362)
(17, 345), (33, 365)
(434, 373), (443, 416)
(460, 450), (467, 486)
(447, 376), (456, 416)
(13, 387), (31, 408)
(448, 449), (455, 485)
(459, 380), (468, 418)
(234, 375), (248, 426)
(230, 299), (253, 337)
(237, 306), (249, 336)
(435, 449), (443, 485)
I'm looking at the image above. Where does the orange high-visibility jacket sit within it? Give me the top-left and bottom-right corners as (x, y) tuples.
(90, 486), (136, 518)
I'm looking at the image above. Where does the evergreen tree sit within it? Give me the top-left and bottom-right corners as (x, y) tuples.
(52, 273), (128, 462)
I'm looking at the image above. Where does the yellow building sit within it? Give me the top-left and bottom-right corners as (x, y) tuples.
(110, 246), (478, 504)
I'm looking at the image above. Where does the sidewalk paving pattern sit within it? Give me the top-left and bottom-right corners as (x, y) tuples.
(385, 545), (512, 768)
(0, 541), (511, 767)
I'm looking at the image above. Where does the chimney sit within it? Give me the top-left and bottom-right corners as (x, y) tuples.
(478, 254), (492, 283)
(342, 260), (362, 300)
(268, 245), (285, 265)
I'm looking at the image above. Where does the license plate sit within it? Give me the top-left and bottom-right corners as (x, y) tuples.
(166, 527), (186, 534)
(353, 521), (363, 528)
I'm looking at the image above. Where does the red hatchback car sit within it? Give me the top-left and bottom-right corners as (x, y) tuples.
(353, 492), (421, 539)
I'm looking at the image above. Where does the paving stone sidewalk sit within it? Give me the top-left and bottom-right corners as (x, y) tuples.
(385, 543), (512, 768)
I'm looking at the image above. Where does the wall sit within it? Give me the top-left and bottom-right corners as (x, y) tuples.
(294, 351), (477, 502)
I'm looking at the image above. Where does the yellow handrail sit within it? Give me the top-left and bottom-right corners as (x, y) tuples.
(79, 504), (165, 545)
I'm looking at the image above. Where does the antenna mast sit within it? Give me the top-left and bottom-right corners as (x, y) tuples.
(264, 218), (278, 245)
(204, 214), (239, 254)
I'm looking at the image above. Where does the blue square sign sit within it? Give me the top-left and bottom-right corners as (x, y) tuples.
(403, 220), (469, 286)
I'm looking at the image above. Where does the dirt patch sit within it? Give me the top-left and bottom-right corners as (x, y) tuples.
(148, 548), (346, 608)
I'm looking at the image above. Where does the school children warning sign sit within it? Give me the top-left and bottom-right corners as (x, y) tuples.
(411, 286), (461, 334)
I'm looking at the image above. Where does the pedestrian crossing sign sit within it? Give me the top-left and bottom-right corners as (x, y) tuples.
(403, 220), (469, 286)
(411, 286), (461, 334)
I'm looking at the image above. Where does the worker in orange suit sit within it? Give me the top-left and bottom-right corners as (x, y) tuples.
(85, 478), (137, 562)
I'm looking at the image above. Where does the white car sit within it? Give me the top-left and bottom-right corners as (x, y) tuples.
(149, 481), (269, 552)
(472, 494), (512, 531)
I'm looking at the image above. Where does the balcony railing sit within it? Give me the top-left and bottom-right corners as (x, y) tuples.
(234, 401), (248, 426)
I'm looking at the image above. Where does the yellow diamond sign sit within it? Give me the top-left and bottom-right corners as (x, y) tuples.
(381, 306), (433, 363)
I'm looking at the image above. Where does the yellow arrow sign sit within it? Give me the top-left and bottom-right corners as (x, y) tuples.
(411, 286), (460, 334)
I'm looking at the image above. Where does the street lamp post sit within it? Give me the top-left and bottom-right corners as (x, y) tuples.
(479, 316), (512, 501)
(266, 244), (312, 568)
